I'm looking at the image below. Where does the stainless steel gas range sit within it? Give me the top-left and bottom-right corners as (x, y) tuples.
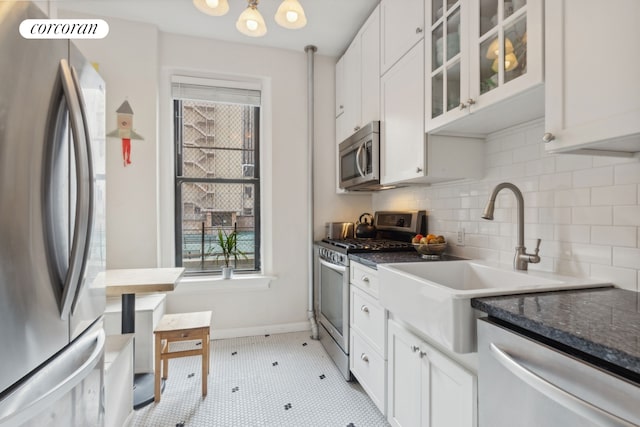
(314, 211), (427, 380)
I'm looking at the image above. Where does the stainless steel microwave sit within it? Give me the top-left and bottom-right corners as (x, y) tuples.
(338, 121), (380, 191)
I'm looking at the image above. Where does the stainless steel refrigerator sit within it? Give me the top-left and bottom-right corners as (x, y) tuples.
(0, 2), (107, 425)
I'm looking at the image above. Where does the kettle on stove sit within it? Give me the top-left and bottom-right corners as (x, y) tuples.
(355, 213), (376, 238)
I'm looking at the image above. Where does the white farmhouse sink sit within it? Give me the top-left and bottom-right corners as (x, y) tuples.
(377, 260), (609, 353)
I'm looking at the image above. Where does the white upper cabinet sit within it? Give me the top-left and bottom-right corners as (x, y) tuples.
(335, 55), (345, 118)
(335, 5), (381, 144)
(381, 41), (426, 185)
(543, 0), (640, 155)
(381, 38), (484, 186)
(380, 0), (425, 75)
(426, 0), (544, 136)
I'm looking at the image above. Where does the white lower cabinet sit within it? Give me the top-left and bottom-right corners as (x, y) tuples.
(349, 262), (387, 415)
(387, 319), (476, 427)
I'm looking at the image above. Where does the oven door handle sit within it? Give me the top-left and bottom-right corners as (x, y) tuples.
(319, 258), (347, 273)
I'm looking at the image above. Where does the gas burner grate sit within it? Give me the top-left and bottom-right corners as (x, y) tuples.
(322, 238), (414, 252)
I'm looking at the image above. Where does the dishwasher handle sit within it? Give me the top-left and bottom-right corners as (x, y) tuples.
(490, 343), (637, 427)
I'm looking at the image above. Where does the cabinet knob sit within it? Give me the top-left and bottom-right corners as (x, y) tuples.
(361, 353), (369, 363)
(416, 167), (423, 173)
(416, 27), (423, 34)
(459, 102), (468, 110)
(361, 275), (370, 283)
(542, 132), (555, 143)
(339, 105), (344, 109)
(419, 351), (427, 358)
(467, 98), (476, 106)
(360, 305), (369, 313)
(411, 345), (420, 353)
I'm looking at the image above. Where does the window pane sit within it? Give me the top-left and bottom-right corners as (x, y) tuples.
(181, 101), (256, 179)
(175, 96), (260, 275)
(179, 182), (257, 273)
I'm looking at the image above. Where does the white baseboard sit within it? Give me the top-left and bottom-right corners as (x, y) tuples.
(212, 321), (311, 340)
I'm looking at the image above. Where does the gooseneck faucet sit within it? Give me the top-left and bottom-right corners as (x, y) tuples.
(481, 182), (541, 270)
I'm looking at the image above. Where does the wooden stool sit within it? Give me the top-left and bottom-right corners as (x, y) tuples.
(153, 311), (212, 403)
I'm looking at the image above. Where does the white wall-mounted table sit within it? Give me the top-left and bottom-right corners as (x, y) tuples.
(102, 267), (185, 409)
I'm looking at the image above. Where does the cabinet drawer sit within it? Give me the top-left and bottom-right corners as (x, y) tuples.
(350, 286), (386, 355)
(351, 262), (379, 296)
(350, 330), (386, 415)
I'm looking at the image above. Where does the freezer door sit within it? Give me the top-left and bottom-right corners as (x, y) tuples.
(0, 323), (105, 427)
(68, 42), (106, 341)
(0, 2), (70, 393)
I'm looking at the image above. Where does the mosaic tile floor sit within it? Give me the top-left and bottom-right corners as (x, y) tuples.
(130, 331), (390, 427)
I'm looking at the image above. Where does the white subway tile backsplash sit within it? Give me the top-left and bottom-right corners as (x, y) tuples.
(555, 155), (593, 172)
(554, 188), (590, 207)
(572, 166), (613, 188)
(525, 158), (555, 177)
(487, 150), (513, 168)
(539, 207), (572, 225)
(612, 247), (640, 269)
(613, 205), (640, 226)
(571, 206), (612, 225)
(590, 265), (637, 291)
(539, 172), (572, 191)
(500, 131), (526, 152)
(525, 191), (555, 208)
(591, 184), (636, 206)
(614, 162), (640, 184)
(591, 226), (637, 247)
(373, 121), (640, 287)
(512, 144), (541, 164)
(554, 260), (591, 278)
(554, 225), (591, 244)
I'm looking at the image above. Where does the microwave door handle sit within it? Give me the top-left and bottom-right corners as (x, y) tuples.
(355, 142), (366, 178)
(490, 343), (637, 427)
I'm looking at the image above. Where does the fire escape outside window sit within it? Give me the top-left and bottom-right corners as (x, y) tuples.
(172, 78), (261, 275)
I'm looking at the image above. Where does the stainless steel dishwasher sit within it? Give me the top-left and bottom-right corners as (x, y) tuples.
(477, 318), (640, 427)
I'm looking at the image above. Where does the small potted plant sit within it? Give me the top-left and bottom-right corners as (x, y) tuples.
(215, 228), (246, 279)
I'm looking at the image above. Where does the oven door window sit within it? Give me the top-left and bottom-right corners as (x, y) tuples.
(319, 263), (344, 335)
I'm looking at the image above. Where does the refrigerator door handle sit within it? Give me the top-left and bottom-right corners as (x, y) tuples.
(0, 328), (105, 427)
(68, 64), (95, 315)
(58, 59), (92, 320)
(490, 343), (637, 427)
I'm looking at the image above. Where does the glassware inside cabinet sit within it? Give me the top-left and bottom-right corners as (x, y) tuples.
(478, 0), (528, 95)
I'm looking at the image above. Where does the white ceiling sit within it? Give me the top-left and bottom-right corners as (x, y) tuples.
(58, 0), (380, 57)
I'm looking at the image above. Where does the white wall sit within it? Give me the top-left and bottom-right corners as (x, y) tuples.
(373, 119), (640, 292)
(63, 11), (159, 269)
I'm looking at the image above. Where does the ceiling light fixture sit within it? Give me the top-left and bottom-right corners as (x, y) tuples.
(193, 0), (307, 38)
(236, 0), (267, 37)
(193, 0), (229, 16)
(274, 0), (307, 29)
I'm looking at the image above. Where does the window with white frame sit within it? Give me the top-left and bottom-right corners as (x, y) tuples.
(172, 77), (261, 275)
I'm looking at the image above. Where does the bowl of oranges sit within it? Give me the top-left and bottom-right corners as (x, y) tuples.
(411, 233), (447, 255)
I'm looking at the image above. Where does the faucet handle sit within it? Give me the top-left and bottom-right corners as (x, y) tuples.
(533, 238), (541, 255)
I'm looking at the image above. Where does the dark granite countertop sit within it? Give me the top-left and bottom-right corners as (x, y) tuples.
(348, 251), (464, 269)
(472, 287), (640, 378)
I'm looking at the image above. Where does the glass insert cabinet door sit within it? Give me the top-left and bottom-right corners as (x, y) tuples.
(477, 0), (528, 95)
(427, 0), (469, 124)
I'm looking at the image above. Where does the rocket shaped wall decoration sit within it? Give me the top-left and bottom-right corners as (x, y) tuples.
(107, 100), (144, 167)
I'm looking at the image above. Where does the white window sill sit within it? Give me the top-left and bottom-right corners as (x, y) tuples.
(174, 274), (274, 293)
